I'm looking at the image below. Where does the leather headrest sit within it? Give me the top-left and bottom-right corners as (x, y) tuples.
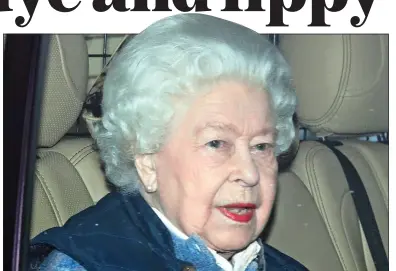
(279, 34), (388, 136)
(37, 35), (89, 147)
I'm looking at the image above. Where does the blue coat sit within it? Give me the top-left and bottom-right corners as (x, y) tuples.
(30, 192), (308, 270)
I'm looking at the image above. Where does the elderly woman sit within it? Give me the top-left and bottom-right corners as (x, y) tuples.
(30, 13), (307, 271)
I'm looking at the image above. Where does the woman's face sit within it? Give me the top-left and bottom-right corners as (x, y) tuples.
(151, 81), (277, 255)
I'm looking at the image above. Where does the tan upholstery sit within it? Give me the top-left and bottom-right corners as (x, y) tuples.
(280, 34), (389, 271)
(31, 35), (110, 239)
(37, 35), (89, 148)
(45, 137), (109, 203)
(32, 150), (93, 236)
(288, 141), (388, 271)
(280, 34), (388, 136)
(264, 172), (343, 270)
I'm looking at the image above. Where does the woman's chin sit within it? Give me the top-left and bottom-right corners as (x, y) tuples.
(205, 230), (257, 254)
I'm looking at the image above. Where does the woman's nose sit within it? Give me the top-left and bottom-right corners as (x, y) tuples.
(230, 150), (260, 187)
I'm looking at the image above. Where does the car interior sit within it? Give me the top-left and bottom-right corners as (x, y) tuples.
(7, 33), (387, 271)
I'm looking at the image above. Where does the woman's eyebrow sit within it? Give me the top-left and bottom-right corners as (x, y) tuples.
(206, 122), (238, 132)
(193, 122), (239, 136)
(195, 122), (276, 137)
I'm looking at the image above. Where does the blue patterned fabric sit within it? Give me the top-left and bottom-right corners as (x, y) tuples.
(38, 251), (85, 270)
(36, 234), (261, 271)
(170, 233), (261, 271)
(30, 192), (307, 271)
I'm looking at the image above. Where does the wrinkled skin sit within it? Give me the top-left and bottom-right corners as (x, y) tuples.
(136, 81), (278, 259)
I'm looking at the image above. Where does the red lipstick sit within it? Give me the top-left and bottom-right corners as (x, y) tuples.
(217, 203), (256, 223)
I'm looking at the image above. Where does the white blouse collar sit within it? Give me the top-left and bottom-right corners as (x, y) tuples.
(152, 207), (261, 271)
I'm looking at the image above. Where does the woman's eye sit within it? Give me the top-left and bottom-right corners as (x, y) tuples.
(206, 140), (225, 149)
(253, 143), (273, 152)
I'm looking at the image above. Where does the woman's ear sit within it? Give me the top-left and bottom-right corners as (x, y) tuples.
(135, 154), (158, 193)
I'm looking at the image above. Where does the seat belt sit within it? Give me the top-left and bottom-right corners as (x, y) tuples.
(318, 140), (388, 271)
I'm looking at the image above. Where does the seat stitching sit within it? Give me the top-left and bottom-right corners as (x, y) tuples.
(340, 190), (364, 271)
(343, 145), (388, 210)
(309, 149), (351, 271)
(69, 144), (94, 162)
(73, 149), (97, 167)
(35, 169), (64, 226)
(55, 35), (83, 103)
(300, 36), (351, 127)
(310, 145), (368, 271)
(305, 145), (349, 271)
(57, 150), (96, 204)
(340, 145), (389, 265)
(38, 150), (95, 208)
(306, 148), (346, 267)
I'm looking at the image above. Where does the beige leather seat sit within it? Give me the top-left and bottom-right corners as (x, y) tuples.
(30, 34), (110, 239)
(264, 171), (344, 270)
(279, 34), (389, 271)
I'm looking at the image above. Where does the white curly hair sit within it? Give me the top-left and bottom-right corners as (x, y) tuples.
(91, 13), (297, 194)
